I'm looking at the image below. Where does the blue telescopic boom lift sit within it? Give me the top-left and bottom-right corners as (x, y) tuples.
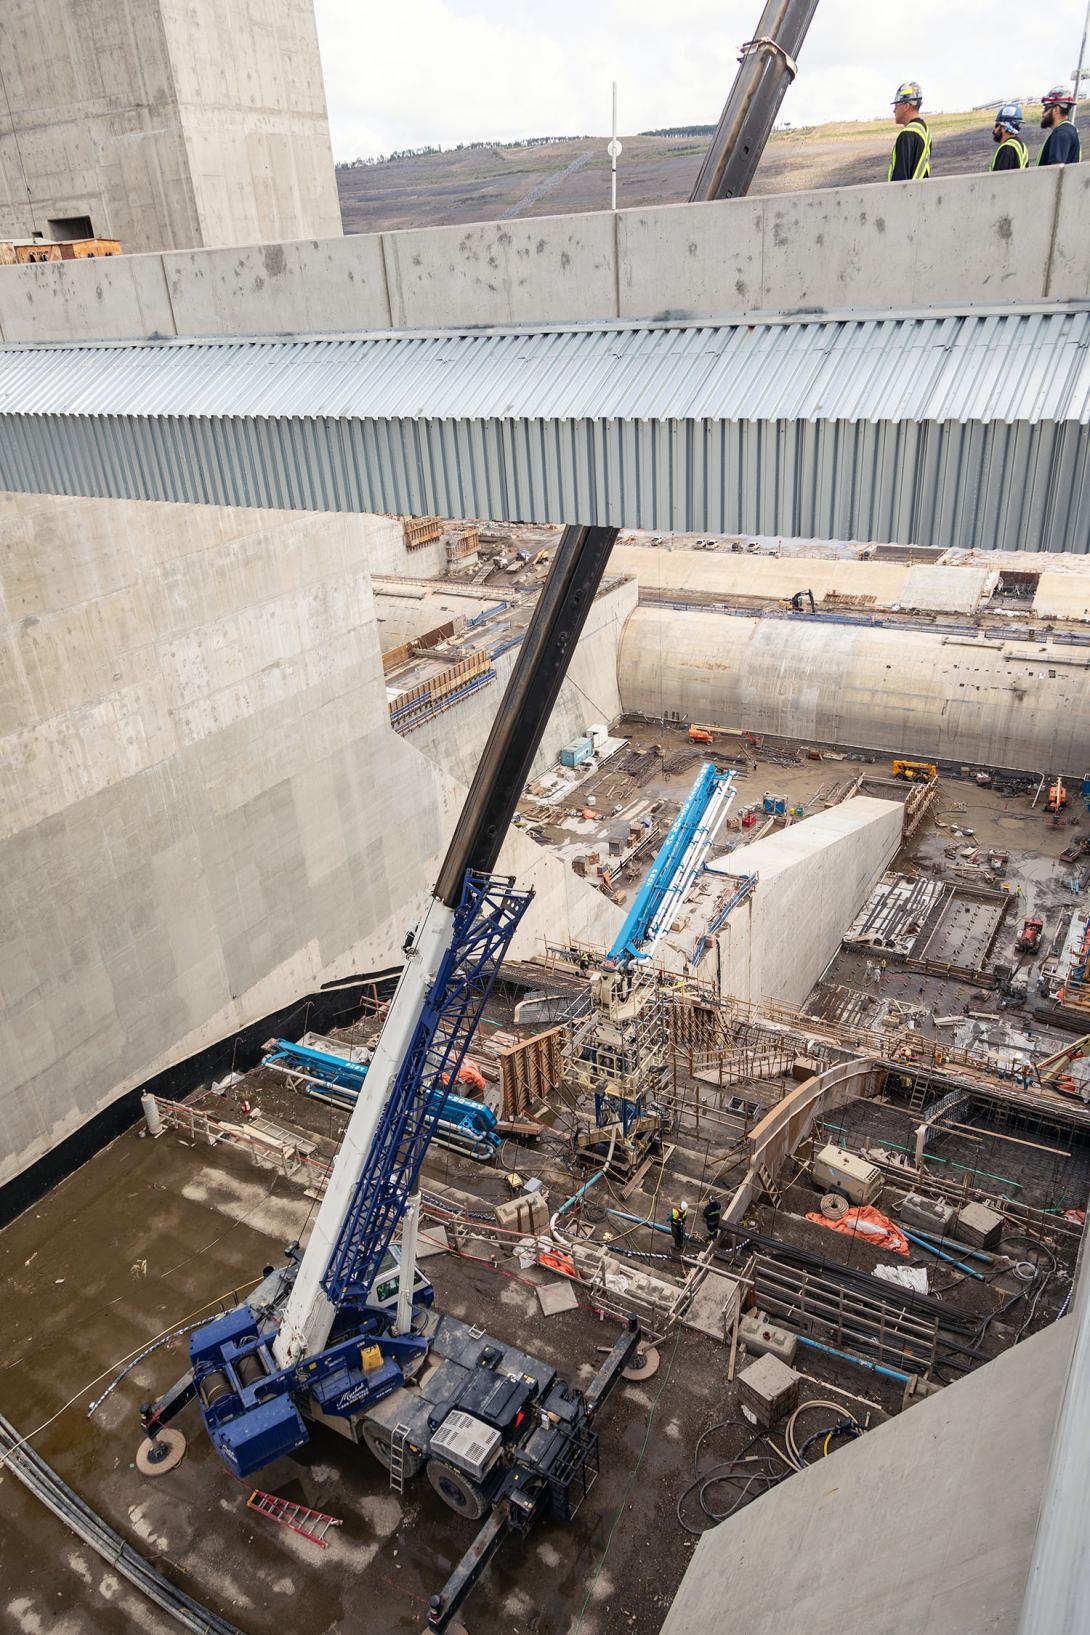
(135, 525), (643, 1631)
(606, 761), (737, 969)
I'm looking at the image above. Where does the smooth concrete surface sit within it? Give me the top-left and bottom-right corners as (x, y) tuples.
(0, 167), (1084, 343)
(0, 0), (341, 255)
(612, 547), (996, 615)
(704, 798), (902, 1007)
(660, 1316), (1073, 1635)
(1033, 571), (1090, 622)
(618, 607), (1090, 773)
(0, 493), (621, 1186)
(404, 578), (636, 793)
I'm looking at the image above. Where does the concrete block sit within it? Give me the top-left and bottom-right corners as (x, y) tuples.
(760, 181), (920, 313)
(415, 1225), (450, 1260)
(536, 1279), (579, 1317)
(1047, 165), (1090, 300)
(738, 1309), (798, 1365)
(897, 1192), (955, 1236)
(494, 1192), (549, 1235)
(384, 211), (618, 329)
(738, 1354), (801, 1427)
(618, 195), (765, 320)
(955, 1201), (1004, 1251)
(0, 253), (175, 344)
(910, 169), (1059, 307)
(163, 233), (392, 339)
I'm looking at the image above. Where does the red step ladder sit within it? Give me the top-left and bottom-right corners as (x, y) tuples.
(244, 1485), (343, 1548)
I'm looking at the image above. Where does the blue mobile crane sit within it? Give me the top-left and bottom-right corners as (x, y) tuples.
(135, 525), (643, 1631)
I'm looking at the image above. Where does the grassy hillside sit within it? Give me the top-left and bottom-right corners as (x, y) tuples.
(337, 106), (1047, 234)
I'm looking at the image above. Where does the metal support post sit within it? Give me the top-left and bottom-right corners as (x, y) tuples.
(394, 1194), (420, 1336)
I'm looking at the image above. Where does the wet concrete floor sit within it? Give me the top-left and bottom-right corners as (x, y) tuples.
(0, 1125), (727, 1635)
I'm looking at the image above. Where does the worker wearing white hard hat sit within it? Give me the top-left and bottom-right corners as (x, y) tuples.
(888, 81), (931, 181)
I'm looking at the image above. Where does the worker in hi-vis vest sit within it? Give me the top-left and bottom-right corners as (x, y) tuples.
(990, 103), (1028, 170)
(1038, 85), (1081, 165)
(888, 81), (931, 180)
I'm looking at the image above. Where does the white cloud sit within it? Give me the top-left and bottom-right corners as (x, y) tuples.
(314, 0), (1084, 159)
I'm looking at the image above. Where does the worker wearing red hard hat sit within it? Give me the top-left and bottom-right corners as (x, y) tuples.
(888, 81), (931, 181)
(1038, 85), (1081, 166)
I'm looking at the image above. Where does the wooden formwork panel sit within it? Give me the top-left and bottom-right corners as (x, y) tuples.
(402, 516), (444, 550)
(499, 1025), (565, 1119)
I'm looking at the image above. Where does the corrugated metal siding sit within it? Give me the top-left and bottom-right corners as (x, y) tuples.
(0, 308), (1088, 549)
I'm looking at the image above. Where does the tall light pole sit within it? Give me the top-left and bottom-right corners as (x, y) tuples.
(1074, 0), (1090, 123)
(608, 81), (621, 211)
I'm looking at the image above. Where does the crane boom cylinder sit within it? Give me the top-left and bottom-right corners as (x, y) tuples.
(690, 0), (820, 202)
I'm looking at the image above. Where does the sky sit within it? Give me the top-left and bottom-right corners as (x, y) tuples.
(313, 1), (1087, 161)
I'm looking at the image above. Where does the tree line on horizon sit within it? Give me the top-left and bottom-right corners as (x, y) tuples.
(334, 125), (718, 170)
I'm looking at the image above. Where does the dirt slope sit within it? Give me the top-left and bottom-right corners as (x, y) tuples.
(337, 107), (1041, 234)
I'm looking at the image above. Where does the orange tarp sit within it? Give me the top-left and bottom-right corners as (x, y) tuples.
(805, 1204), (910, 1257)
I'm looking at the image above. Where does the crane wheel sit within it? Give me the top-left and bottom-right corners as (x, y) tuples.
(362, 1422), (423, 1481)
(622, 1345), (660, 1382)
(426, 1458), (489, 1520)
(136, 1428), (186, 1476)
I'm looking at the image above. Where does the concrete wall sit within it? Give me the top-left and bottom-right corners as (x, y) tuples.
(404, 578), (636, 793)
(618, 607), (1090, 774)
(660, 1314), (1072, 1635)
(0, 0), (340, 255)
(701, 800), (902, 1007)
(0, 492), (619, 1185)
(612, 547), (996, 616)
(0, 166), (1086, 343)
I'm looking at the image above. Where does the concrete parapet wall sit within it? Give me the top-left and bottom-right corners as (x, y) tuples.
(0, 168), (1085, 344)
(618, 606), (1090, 773)
(0, 493), (620, 1185)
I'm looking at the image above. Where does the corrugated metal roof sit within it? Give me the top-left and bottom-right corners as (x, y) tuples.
(0, 306), (1088, 550)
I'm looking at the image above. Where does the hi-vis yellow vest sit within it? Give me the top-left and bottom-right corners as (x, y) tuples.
(888, 117), (932, 180)
(991, 136), (1028, 170)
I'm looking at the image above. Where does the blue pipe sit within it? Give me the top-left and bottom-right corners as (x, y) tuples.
(607, 1206), (672, 1236)
(901, 1227), (985, 1280)
(795, 1334), (911, 1384)
(907, 1226), (992, 1263)
(555, 1171), (606, 1218)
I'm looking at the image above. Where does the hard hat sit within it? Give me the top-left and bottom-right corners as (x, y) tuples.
(679, 1201), (689, 1213)
(892, 80), (923, 106)
(995, 101), (1023, 134)
(1042, 84), (1075, 110)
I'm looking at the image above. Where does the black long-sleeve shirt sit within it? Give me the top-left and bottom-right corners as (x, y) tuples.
(889, 119), (930, 181)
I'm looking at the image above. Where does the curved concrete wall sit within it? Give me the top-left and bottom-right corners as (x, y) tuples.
(617, 606), (1090, 773)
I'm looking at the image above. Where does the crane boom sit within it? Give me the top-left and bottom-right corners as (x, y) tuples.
(275, 523), (619, 1364)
